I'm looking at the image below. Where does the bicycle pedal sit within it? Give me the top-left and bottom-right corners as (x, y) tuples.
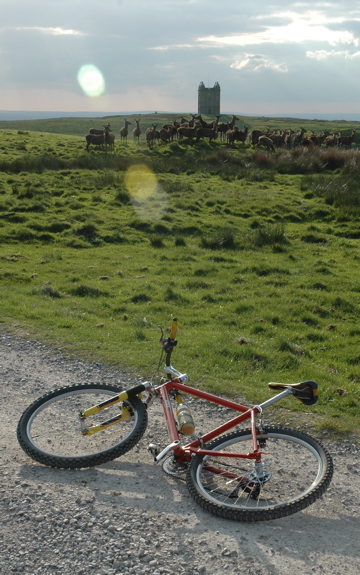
(148, 443), (160, 457)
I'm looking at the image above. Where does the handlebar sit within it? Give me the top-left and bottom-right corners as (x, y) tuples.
(160, 318), (178, 366)
(158, 318), (189, 383)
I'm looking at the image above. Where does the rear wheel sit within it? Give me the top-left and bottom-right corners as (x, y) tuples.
(17, 383), (148, 469)
(187, 426), (333, 521)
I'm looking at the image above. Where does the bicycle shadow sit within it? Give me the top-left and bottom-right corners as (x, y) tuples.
(15, 449), (360, 575)
(18, 455), (191, 510)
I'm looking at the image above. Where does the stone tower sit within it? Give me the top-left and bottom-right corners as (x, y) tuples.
(198, 81), (221, 116)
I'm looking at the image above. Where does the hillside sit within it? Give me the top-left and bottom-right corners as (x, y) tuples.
(0, 126), (359, 436)
(1, 112), (360, 140)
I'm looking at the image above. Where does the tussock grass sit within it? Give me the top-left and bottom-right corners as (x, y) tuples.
(200, 228), (237, 250)
(251, 223), (287, 247)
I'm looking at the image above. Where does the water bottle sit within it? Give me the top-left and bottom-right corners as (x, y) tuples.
(175, 402), (195, 436)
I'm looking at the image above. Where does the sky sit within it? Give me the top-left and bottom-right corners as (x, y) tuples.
(2, 0), (360, 118)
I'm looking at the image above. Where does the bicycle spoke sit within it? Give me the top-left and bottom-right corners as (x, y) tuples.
(187, 427), (333, 521)
(17, 384), (148, 469)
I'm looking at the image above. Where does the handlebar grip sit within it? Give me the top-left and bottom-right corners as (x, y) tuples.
(170, 318), (178, 340)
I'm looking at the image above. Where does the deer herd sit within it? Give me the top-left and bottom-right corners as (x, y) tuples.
(85, 116), (357, 152)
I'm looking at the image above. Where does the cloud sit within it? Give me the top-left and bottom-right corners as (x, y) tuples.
(307, 48), (360, 60)
(306, 49), (342, 60)
(150, 44), (195, 51)
(230, 54), (288, 72)
(198, 27), (357, 48)
(14, 26), (85, 36)
(197, 10), (360, 48)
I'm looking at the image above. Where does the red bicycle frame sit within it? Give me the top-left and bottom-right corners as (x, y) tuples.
(149, 318), (293, 467)
(156, 379), (264, 463)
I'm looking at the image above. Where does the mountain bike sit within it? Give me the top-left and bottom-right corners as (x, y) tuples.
(17, 319), (333, 522)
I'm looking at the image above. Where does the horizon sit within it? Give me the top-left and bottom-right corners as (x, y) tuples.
(0, 110), (360, 122)
(2, 110), (360, 124)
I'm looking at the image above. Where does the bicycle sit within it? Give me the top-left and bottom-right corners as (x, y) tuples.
(17, 319), (333, 522)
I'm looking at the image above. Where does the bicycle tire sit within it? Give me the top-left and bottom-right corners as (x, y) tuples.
(186, 426), (333, 522)
(17, 383), (148, 469)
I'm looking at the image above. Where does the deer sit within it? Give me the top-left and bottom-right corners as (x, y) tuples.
(196, 114), (220, 129)
(133, 119), (141, 143)
(268, 131), (287, 148)
(159, 126), (172, 144)
(89, 123), (110, 136)
(105, 129), (115, 152)
(293, 127), (306, 148)
(284, 129), (295, 149)
(250, 129), (268, 146)
(256, 135), (275, 152)
(161, 120), (179, 141)
(177, 125), (197, 144)
(119, 119), (132, 144)
(195, 120), (219, 143)
(227, 125), (248, 147)
(217, 115), (239, 141)
(179, 114), (197, 128)
(337, 130), (356, 148)
(86, 125), (111, 151)
(325, 133), (339, 147)
(145, 124), (157, 149)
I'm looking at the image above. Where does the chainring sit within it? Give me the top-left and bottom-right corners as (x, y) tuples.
(162, 455), (189, 478)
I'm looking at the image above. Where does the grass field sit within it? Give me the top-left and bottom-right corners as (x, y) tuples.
(0, 115), (359, 439)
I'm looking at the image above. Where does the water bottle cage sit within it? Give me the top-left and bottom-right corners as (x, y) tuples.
(160, 337), (178, 353)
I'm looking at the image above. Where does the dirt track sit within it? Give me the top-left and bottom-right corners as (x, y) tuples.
(1, 332), (359, 575)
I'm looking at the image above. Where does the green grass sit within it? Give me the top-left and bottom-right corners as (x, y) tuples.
(0, 122), (359, 440)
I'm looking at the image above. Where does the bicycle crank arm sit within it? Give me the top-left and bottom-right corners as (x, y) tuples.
(153, 440), (181, 463)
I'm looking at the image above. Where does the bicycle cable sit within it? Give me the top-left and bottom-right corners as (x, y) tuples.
(148, 347), (166, 385)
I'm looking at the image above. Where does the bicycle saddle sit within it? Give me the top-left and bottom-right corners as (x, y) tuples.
(268, 380), (318, 405)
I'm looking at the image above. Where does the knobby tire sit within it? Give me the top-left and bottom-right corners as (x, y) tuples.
(17, 383), (148, 469)
(186, 426), (333, 522)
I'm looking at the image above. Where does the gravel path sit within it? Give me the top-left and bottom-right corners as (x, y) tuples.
(1, 332), (359, 575)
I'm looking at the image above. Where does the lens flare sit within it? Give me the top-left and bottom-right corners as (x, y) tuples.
(125, 164), (167, 222)
(77, 65), (105, 97)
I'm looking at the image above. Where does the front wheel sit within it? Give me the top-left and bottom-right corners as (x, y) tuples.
(17, 383), (148, 469)
(186, 426), (333, 522)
